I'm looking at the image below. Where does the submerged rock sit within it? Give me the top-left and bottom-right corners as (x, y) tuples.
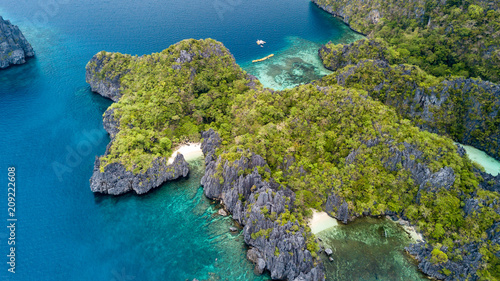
(85, 51), (131, 101)
(218, 209), (228, 216)
(0, 16), (34, 69)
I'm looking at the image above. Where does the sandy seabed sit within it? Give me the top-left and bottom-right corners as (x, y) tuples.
(167, 143), (203, 164)
(309, 210), (339, 234)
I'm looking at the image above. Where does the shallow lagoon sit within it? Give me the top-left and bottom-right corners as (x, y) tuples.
(461, 144), (500, 176)
(317, 217), (427, 281)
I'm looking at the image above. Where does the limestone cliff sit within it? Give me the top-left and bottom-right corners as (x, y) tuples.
(201, 129), (325, 281)
(312, 0), (500, 82)
(317, 42), (500, 160)
(0, 16), (34, 69)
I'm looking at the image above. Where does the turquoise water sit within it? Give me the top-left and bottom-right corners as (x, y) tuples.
(0, 1), (385, 280)
(317, 217), (427, 281)
(90, 159), (270, 281)
(461, 144), (500, 176)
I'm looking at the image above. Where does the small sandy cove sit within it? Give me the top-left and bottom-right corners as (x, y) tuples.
(167, 143), (203, 164)
(308, 210), (339, 234)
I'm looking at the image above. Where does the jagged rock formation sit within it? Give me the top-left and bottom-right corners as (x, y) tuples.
(86, 54), (190, 195)
(90, 153), (189, 195)
(325, 141), (458, 223)
(88, 100), (189, 195)
(316, 53), (500, 160)
(0, 16), (34, 69)
(311, 0), (500, 82)
(85, 38), (500, 280)
(201, 129), (325, 281)
(85, 52), (131, 102)
(476, 167), (500, 193)
(318, 39), (391, 72)
(325, 140), (500, 280)
(310, 0), (426, 35)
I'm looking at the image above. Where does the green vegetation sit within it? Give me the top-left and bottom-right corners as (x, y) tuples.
(90, 39), (500, 278)
(87, 39), (255, 172)
(316, 55), (500, 160)
(319, 38), (400, 71)
(431, 246), (449, 264)
(314, 0), (500, 81)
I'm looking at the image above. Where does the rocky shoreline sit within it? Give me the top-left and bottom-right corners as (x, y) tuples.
(86, 55), (190, 195)
(200, 129), (325, 281)
(90, 152), (189, 195)
(310, 0), (366, 36)
(0, 16), (34, 69)
(85, 51), (130, 102)
(316, 39), (500, 161)
(323, 139), (500, 280)
(85, 37), (500, 280)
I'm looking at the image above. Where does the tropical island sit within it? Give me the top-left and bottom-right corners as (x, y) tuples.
(85, 0), (500, 280)
(0, 16), (34, 69)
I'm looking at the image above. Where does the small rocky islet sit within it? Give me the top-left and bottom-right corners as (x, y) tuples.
(0, 16), (34, 69)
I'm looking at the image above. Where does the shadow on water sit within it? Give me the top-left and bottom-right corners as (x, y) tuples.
(0, 57), (41, 93)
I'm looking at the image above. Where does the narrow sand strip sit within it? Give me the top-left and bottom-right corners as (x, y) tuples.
(308, 210), (339, 234)
(167, 143), (203, 164)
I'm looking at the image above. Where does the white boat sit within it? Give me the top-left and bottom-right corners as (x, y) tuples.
(256, 40), (266, 46)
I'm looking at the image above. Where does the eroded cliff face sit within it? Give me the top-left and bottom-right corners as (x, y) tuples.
(88, 101), (189, 195)
(312, 0), (500, 83)
(317, 41), (500, 160)
(325, 140), (500, 281)
(0, 16), (34, 69)
(86, 53), (191, 195)
(90, 153), (189, 195)
(85, 38), (500, 280)
(311, 0), (426, 35)
(201, 129), (325, 281)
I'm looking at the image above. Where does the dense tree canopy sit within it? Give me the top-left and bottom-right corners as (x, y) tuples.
(89, 38), (500, 278)
(313, 0), (500, 82)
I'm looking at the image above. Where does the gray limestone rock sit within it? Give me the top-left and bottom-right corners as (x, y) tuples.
(201, 129), (325, 281)
(0, 16), (34, 69)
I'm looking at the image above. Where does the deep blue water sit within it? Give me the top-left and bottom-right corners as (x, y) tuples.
(0, 1), (360, 280)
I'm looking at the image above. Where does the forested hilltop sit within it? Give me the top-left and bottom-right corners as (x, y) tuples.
(311, 0), (500, 82)
(316, 39), (500, 161)
(87, 39), (500, 280)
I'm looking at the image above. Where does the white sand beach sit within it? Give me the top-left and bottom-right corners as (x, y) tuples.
(309, 210), (339, 234)
(167, 143), (203, 164)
